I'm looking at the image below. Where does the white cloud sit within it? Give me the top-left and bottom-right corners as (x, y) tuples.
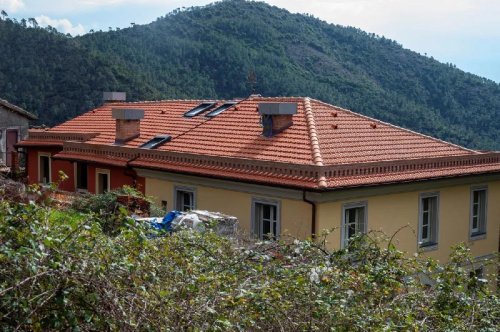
(35, 15), (86, 35)
(0, 0), (25, 12)
(29, 0), (205, 12)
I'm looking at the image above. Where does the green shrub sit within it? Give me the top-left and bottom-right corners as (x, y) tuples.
(71, 186), (164, 235)
(0, 197), (498, 331)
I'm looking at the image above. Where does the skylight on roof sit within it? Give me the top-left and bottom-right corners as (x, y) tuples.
(184, 102), (216, 117)
(140, 135), (171, 149)
(205, 102), (237, 117)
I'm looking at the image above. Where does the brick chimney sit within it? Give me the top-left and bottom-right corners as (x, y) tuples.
(112, 108), (144, 144)
(258, 103), (297, 137)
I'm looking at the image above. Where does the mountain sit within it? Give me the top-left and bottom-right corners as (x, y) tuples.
(0, 0), (499, 150)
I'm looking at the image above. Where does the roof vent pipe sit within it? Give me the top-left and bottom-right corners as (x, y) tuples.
(103, 92), (126, 102)
(112, 108), (144, 144)
(258, 103), (297, 137)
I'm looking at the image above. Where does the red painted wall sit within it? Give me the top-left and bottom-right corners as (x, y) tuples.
(87, 164), (145, 194)
(25, 147), (145, 194)
(53, 159), (75, 191)
(26, 147), (64, 185)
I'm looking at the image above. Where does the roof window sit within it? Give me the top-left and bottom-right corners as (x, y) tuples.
(205, 102), (237, 117)
(140, 135), (171, 149)
(184, 102), (216, 117)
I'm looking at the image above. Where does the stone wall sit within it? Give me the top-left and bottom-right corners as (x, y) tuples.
(0, 106), (30, 165)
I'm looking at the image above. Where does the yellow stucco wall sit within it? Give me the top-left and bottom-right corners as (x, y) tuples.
(145, 175), (499, 264)
(317, 180), (500, 262)
(145, 177), (312, 240)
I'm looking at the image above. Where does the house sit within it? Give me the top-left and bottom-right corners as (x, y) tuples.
(0, 98), (37, 171)
(18, 93), (500, 276)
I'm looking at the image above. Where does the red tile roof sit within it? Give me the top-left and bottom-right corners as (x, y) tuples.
(22, 95), (500, 190)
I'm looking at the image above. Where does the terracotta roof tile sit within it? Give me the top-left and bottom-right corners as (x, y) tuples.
(53, 152), (129, 167)
(22, 96), (500, 189)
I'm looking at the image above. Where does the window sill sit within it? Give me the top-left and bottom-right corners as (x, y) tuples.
(419, 242), (438, 252)
(469, 233), (486, 241)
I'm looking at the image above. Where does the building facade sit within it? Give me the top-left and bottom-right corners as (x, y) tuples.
(18, 95), (500, 278)
(0, 98), (37, 170)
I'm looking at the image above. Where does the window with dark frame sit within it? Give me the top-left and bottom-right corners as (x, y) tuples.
(140, 135), (171, 149)
(175, 189), (195, 211)
(97, 172), (109, 194)
(471, 188), (487, 237)
(342, 203), (367, 248)
(39, 154), (50, 184)
(76, 162), (88, 190)
(183, 102), (216, 117)
(419, 194), (439, 248)
(253, 202), (278, 240)
(205, 102), (236, 117)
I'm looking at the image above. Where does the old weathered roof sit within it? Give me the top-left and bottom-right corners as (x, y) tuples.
(21, 95), (500, 190)
(0, 98), (37, 120)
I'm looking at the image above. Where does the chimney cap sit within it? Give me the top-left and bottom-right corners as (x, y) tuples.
(103, 92), (126, 102)
(112, 108), (144, 120)
(258, 102), (297, 115)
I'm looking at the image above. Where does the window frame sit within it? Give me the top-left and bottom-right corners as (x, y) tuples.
(205, 102), (237, 118)
(174, 185), (197, 212)
(139, 135), (172, 149)
(418, 192), (440, 250)
(341, 201), (368, 248)
(74, 161), (89, 192)
(183, 102), (216, 117)
(251, 197), (281, 240)
(95, 168), (110, 194)
(38, 152), (51, 184)
(469, 186), (488, 240)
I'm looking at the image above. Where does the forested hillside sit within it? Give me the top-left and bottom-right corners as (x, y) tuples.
(1, 0), (499, 150)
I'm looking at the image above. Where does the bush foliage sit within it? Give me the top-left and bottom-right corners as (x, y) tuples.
(0, 191), (498, 330)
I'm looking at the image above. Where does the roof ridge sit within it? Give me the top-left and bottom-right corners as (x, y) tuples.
(308, 97), (478, 155)
(304, 97), (327, 188)
(104, 99), (215, 105)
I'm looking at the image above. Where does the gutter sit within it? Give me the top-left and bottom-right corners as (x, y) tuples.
(302, 190), (316, 239)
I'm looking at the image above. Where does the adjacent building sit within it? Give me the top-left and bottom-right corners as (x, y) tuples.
(0, 98), (37, 171)
(18, 94), (500, 274)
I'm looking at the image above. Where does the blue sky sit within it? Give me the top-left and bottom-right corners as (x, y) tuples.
(2, 0), (499, 83)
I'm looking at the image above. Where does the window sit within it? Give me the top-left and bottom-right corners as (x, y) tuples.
(184, 102), (216, 117)
(252, 199), (280, 240)
(205, 102), (237, 117)
(76, 162), (88, 191)
(140, 135), (171, 149)
(96, 169), (110, 194)
(175, 187), (196, 211)
(470, 187), (487, 238)
(38, 153), (51, 184)
(341, 202), (367, 248)
(419, 193), (439, 248)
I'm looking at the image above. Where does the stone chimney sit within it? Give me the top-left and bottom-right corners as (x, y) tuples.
(112, 108), (144, 144)
(103, 92), (126, 102)
(258, 103), (297, 137)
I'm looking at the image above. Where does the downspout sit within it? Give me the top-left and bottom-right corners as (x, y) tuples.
(302, 190), (316, 239)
